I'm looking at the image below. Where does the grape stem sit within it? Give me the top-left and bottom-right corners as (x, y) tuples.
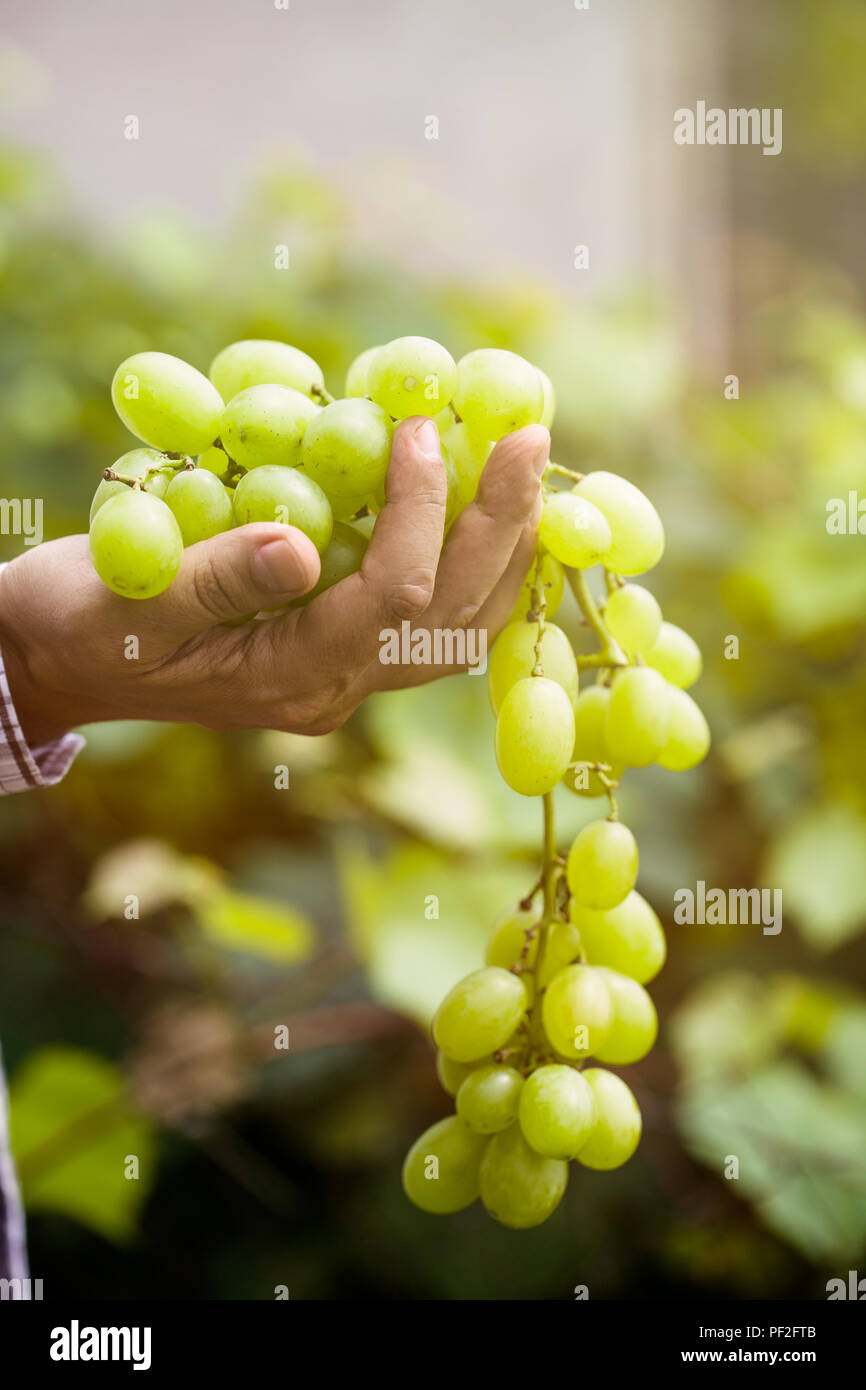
(567, 567), (627, 671)
(311, 384), (335, 405)
(543, 462), (584, 484)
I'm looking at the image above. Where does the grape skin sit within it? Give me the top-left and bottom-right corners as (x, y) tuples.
(456, 1064), (524, 1134)
(591, 968), (657, 1065)
(538, 492), (612, 570)
(209, 339), (325, 402)
(90, 449), (173, 523)
(657, 686), (710, 770)
(563, 683), (625, 799)
(111, 351), (224, 456)
(219, 383), (318, 471)
(89, 490), (183, 599)
(572, 471), (664, 576)
(485, 909), (539, 971)
(300, 397), (393, 502)
(402, 1116), (488, 1214)
(604, 583), (662, 652)
(576, 1069), (642, 1170)
(452, 348), (544, 440)
(435, 1052), (477, 1098)
(518, 1065), (596, 1159)
(542, 963), (612, 1060)
(569, 890), (666, 984)
(495, 676), (575, 797)
(604, 665), (671, 767)
(479, 1123), (569, 1228)
(488, 621), (579, 714)
(566, 818), (639, 910)
(165, 468), (233, 546)
(231, 466), (333, 553)
(644, 620), (702, 689)
(367, 335), (457, 420)
(344, 344), (384, 398)
(432, 967), (527, 1063)
(292, 521), (368, 604)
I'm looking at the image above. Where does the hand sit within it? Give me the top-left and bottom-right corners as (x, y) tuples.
(0, 417), (549, 743)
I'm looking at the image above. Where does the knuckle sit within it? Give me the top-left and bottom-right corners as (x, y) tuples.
(383, 574), (435, 622)
(192, 555), (237, 619)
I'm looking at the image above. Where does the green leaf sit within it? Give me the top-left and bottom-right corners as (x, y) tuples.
(9, 1048), (155, 1244)
(193, 889), (314, 963)
(762, 802), (866, 949)
(338, 838), (529, 1026)
(677, 1061), (866, 1264)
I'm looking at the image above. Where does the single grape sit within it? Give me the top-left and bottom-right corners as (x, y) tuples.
(572, 471), (664, 575)
(657, 686), (711, 770)
(566, 818), (638, 910)
(479, 1123), (569, 1228)
(537, 369), (556, 428)
(439, 419), (492, 510)
(164, 467), (233, 545)
(569, 890), (666, 984)
(89, 490), (183, 599)
(485, 909), (539, 971)
(644, 621), (702, 688)
(535, 919), (582, 989)
(111, 352), (223, 455)
(542, 963), (612, 1059)
(209, 339), (325, 402)
(495, 676), (575, 797)
(300, 397), (393, 502)
(576, 1069), (642, 1170)
(435, 1052), (477, 1098)
(538, 492), (612, 569)
(453, 348), (544, 440)
(604, 583), (662, 653)
(232, 466), (333, 553)
(518, 1064), (596, 1159)
(488, 621), (578, 714)
(197, 445), (229, 475)
(349, 512), (376, 539)
(344, 344), (384, 398)
(592, 968), (657, 1065)
(563, 683), (624, 799)
(219, 383), (318, 470)
(604, 665), (671, 766)
(293, 521), (368, 604)
(402, 1115), (488, 1214)
(89, 449), (174, 523)
(512, 550), (565, 621)
(367, 335), (457, 419)
(457, 1064), (524, 1134)
(432, 967), (527, 1063)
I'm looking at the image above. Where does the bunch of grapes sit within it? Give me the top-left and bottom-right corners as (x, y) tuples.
(86, 334), (707, 1231)
(402, 415), (709, 1229)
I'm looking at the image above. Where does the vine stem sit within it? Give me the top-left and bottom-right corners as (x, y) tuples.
(525, 791), (558, 1060)
(566, 567), (627, 670)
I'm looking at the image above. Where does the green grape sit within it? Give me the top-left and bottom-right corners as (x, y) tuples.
(604, 583), (662, 652)
(536, 919), (582, 989)
(402, 1115), (487, 1214)
(435, 1052), (476, 1098)
(542, 963), (612, 1059)
(576, 1069), (642, 1170)
(300, 397), (393, 503)
(440, 443), (462, 530)
(485, 909), (538, 971)
(569, 890), (666, 984)
(232, 466), (333, 553)
(479, 1123), (569, 1228)
(197, 445), (229, 475)
(209, 338), (325, 402)
(432, 967), (527, 1063)
(219, 383), (318, 470)
(537, 369), (556, 428)
(644, 621), (702, 688)
(457, 1065), (524, 1134)
(111, 351), (223, 455)
(563, 683), (624, 799)
(344, 344), (384, 397)
(657, 686), (711, 770)
(488, 621), (578, 714)
(292, 521), (368, 604)
(349, 512), (376, 539)
(604, 665), (671, 767)
(566, 818), (638, 910)
(89, 490), (183, 599)
(453, 348), (544, 440)
(518, 1064), (596, 1159)
(495, 676), (575, 797)
(439, 419), (492, 510)
(89, 449), (173, 523)
(164, 467), (233, 546)
(572, 471), (664, 576)
(512, 550), (565, 621)
(592, 968), (657, 1065)
(367, 335), (457, 419)
(538, 492), (612, 569)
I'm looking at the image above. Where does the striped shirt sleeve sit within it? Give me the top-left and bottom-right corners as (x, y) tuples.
(0, 646), (85, 796)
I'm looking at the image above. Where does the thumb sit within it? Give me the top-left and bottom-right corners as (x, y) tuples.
(162, 522), (321, 632)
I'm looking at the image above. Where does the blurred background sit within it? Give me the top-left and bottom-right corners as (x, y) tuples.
(1, 0), (865, 1300)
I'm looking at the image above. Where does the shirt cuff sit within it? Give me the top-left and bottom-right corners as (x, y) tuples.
(0, 646), (85, 795)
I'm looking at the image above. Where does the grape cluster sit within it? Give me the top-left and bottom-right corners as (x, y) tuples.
(87, 336), (550, 603)
(402, 411), (710, 1229)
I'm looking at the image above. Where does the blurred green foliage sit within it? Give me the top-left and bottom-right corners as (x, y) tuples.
(0, 128), (865, 1301)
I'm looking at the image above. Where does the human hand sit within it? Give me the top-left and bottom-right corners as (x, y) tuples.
(0, 418), (549, 744)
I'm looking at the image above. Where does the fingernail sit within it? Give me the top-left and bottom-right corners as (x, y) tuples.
(532, 430), (551, 477)
(252, 539), (309, 593)
(414, 418), (440, 461)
